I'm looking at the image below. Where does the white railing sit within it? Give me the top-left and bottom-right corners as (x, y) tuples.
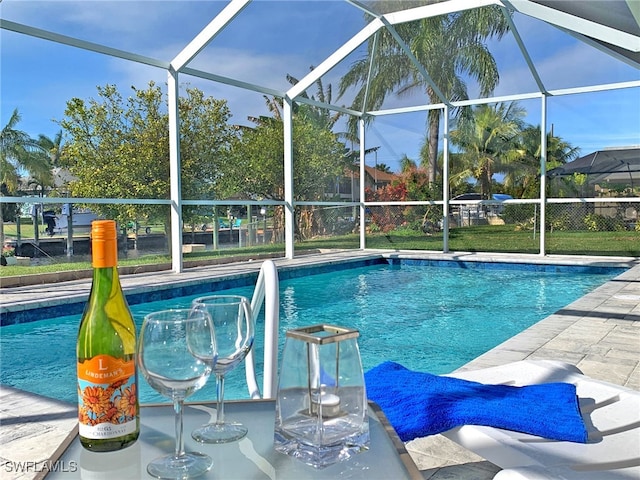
(245, 259), (280, 399)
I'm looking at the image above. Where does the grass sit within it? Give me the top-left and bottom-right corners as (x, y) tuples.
(0, 254), (172, 277)
(361, 225), (640, 256)
(2, 220), (165, 239)
(3, 220), (48, 239)
(545, 230), (640, 255)
(1, 225), (638, 278)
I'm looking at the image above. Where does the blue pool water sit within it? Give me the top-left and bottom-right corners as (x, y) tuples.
(0, 261), (624, 405)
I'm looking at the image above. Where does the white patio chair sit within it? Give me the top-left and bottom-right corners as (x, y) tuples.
(444, 360), (640, 479)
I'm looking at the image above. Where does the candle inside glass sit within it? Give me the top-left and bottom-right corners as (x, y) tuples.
(310, 390), (341, 417)
(274, 324), (369, 468)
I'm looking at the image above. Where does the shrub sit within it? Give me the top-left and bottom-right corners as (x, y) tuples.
(583, 213), (626, 231)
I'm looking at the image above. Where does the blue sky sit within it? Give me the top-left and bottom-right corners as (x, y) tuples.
(2, 0), (639, 173)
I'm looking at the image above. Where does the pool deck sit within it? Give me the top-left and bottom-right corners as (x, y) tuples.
(1, 250), (639, 479)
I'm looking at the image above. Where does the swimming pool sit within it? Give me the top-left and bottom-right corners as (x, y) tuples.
(0, 259), (625, 405)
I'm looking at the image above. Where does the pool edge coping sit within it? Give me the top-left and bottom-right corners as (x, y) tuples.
(1, 250), (636, 324)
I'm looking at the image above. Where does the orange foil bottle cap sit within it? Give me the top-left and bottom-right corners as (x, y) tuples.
(91, 220), (118, 268)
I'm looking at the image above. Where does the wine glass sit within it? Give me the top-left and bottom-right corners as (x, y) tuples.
(137, 309), (217, 479)
(190, 295), (254, 444)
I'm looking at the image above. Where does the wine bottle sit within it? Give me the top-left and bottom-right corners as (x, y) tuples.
(77, 220), (139, 451)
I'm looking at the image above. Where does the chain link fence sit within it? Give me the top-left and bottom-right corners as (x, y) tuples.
(3, 199), (639, 262)
(358, 200), (639, 255)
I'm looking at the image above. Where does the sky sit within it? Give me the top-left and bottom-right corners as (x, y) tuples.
(1, 0), (639, 174)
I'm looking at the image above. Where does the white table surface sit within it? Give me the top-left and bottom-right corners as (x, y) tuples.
(45, 399), (422, 480)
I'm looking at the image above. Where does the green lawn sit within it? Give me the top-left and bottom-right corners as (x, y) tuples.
(2, 220), (165, 239)
(1, 225), (638, 278)
(361, 225), (639, 256)
(360, 225), (640, 257)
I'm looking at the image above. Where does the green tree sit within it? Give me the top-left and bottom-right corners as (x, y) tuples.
(26, 130), (63, 195)
(399, 154), (417, 173)
(375, 163), (393, 173)
(0, 109), (50, 245)
(1, 109), (48, 189)
(59, 83), (237, 232)
(0, 183), (19, 225)
(450, 102), (525, 198)
(237, 71), (353, 240)
(22, 149), (55, 198)
(60, 84), (167, 225)
(176, 86), (238, 228)
(233, 106), (348, 240)
(338, 1), (509, 184)
(508, 125), (579, 198)
(37, 131), (64, 168)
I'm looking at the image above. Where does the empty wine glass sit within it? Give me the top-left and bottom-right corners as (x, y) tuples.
(190, 295), (254, 444)
(138, 309), (216, 479)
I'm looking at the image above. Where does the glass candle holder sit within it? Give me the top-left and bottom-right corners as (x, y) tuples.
(274, 324), (369, 468)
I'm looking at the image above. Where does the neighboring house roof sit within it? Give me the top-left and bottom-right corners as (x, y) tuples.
(548, 146), (640, 184)
(23, 168), (78, 191)
(52, 167), (77, 189)
(364, 165), (397, 184)
(345, 165), (397, 184)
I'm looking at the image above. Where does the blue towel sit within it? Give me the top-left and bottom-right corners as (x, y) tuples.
(365, 361), (588, 443)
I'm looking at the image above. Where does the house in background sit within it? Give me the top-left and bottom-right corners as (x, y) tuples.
(548, 146), (640, 227)
(326, 165), (398, 201)
(548, 146), (640, 195)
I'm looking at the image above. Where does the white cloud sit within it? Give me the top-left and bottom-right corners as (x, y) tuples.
(4, 0), (638, 161)
(1, 1), (232, 65)
(106, 41), (312, 126)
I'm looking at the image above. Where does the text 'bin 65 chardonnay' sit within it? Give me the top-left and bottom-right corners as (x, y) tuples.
(77, 220), (139, 452)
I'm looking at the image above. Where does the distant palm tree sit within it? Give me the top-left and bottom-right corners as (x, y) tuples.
(37, 130), (64, 167)
(245, 69), (362, 184)
(450, 102), (525, 198)
(245, 95), (285, 126)
(0, 108), (49, 245)
(35, 131), (67, 196)
(286, 71), (346, 136)
(338, 1), (509, 184)
(506, 125), (579, 198)
(248, 68), (344, 131)
(1, 109), (43, 190)
(17, 132), (63, 197)
(375, 162), (393, 173)
(399, 154), (417, 173)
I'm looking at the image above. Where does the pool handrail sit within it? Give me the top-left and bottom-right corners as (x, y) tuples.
(245, 259), (280, 399)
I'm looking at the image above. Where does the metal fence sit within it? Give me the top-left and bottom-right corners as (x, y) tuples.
(355, 199), (639, 256)
(2, 197), (639, 263)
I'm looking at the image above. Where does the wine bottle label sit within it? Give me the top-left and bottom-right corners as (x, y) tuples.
(77, 355), (138, 439)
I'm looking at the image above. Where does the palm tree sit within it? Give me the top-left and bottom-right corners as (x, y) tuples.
(1, 109), (40, 189)
(0, 109), (49, 245)
(36, 130), (67, 196)
(37, 131), (64, 167)
(286, 71), (347, 136)
(372, 163), (391, 173)
(399, 154), (417, 173)
(238, 72), (351, 240)
(338, 1), (509, 184)
(507, 125), (579, 198)
(450, 102), (525, 198)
